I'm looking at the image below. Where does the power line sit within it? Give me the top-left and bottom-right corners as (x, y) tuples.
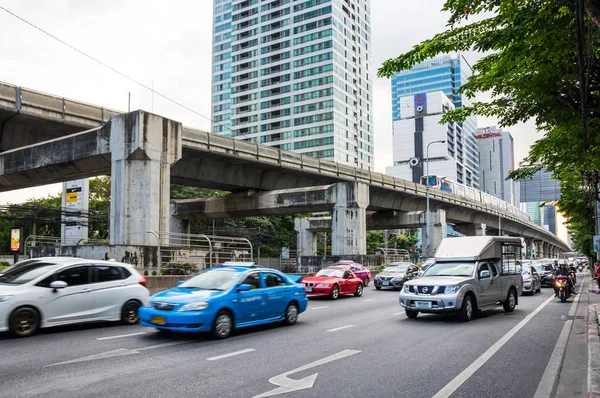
(0, 5), (225, 128)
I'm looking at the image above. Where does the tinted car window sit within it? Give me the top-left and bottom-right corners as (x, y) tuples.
(56, 266), (91, 286)
(95, 266), (124, 282)
(241, 273), (261, 289)
(262, 272), (286, 287)
(0, 262), (55, 285)
(489, 263), (498, 276)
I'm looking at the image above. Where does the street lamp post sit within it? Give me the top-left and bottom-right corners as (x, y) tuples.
(425, 140), (446, 258)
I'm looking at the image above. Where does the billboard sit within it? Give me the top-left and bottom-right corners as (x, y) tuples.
(10, 228), (20, 252)
(61, 179), (89, 245)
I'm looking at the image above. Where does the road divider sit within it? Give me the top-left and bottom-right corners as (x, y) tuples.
(96, 332), (147, 341)
(206, 349), (255, 361)
(361, 299), (375, 302)
(311, 306), (330, 310)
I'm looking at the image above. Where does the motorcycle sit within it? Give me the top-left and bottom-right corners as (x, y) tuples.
(569, 269), (577, 285)
(555, 275), (571, 303)
(578, 265), (584, 272)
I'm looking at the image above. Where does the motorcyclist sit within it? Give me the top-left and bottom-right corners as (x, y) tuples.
(594, 261), (600, 293)
(553, 263), (576, 296)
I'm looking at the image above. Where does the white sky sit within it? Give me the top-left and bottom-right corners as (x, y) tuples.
(0, 0), (539, 205)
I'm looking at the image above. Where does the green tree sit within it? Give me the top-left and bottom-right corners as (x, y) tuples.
(378, 0), (600, 255)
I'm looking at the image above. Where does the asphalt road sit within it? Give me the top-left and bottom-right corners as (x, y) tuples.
(0, 278), (586, 398)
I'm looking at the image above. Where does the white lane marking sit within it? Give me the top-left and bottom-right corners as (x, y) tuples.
(253, 349), (361, 398)
(96, 332), (147, 341)
(326, 324), (354, 332)
(432, 294), (555, 398)
(206, 348), (255, 361)
(534, 277), (584, 398)
(136, 341), (189, 351)
(393, 311), (404, 315)
(311, 306), (330, 310)
(361, 299), (375, 302)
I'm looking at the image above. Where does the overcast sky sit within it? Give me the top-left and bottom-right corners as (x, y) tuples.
(0, 0), (539, 205)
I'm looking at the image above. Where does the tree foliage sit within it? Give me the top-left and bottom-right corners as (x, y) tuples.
(378, 0), (600, 256)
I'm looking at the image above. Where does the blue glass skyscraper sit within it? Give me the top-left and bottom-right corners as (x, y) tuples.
(390, 54), (480, 188)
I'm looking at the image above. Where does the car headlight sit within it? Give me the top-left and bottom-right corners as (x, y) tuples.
(316, 283), (330, 288)
(0, 295), (13, 303)
(403, 285), (410, 293)
(178, 301), (209, 311)
(444, 285), (460, 294)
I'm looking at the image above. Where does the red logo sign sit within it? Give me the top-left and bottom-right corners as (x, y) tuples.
(476, 133), (502, 139)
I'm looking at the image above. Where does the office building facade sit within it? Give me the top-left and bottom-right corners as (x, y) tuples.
(476, 126), (520, 206)
(520, 168), (561, 202)
(385, 91), (479, 187)
(211, 0), (374, 169)
(390, 54), (479, 188)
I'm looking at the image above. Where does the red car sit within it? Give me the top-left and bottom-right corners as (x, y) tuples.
(331, 261), (372, 286)
(302, 267), (364, 299)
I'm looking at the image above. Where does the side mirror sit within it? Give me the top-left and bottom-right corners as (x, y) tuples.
(479, 270), (491, 279)
(50, 280), (68, 291)
(237, 283), (252, 292)
(177, 280), (184, 286)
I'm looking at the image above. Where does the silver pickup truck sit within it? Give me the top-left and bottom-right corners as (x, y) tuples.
(399, 236), (524, 322)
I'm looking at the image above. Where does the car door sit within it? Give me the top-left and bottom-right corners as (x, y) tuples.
(40, 265), (94, 326)
(87, 265), (130, 320)
(476, 262), (494, 306)
(487, 262), (502, 303)
(530, 266), (540, 290)
(261, 272), (289, 318)
(350, 265), (366, 281)
(234, 272), (267, 323)
(340, 270), (358, 294)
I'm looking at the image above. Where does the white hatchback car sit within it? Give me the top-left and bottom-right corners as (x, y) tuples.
(0, 257), (150, 337)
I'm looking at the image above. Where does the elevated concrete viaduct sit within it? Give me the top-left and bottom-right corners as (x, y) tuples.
(0, 81), (571, 259)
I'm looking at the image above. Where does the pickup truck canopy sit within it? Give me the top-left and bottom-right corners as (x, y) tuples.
(434, 236), (523, 262)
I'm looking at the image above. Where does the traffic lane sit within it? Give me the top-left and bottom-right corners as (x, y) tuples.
(0, 293), (399, 378)
(10, 288), (557, 398)
(450, 286), (582, 397)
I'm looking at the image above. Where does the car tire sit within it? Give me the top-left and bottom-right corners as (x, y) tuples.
(375, 285), (381, 290)
(283, 302), (299, 326)
(121, 300), (141, 325)
(212, 310), (233, 339)
(405, 309), (419, 319)
(503, 289), (517, 312)
(536, 283), (541, 293)
(458, 295), (474, 322)
(9, 307), (40, 338)
(364, 277), (370, 287)
(354, 283), (363, 297)
(330, 285), (340, 300)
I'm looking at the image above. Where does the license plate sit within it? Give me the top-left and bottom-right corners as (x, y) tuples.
(151, 315), (166, 325)
(305, 288), (313, 292)
(383, 281), (390, 286)
(415, 301), (432, 309)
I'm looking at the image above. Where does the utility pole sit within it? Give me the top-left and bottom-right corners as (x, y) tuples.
(425, 140), (446, 258)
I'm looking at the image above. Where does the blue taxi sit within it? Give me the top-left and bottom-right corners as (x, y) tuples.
(138, 265), (307, 339)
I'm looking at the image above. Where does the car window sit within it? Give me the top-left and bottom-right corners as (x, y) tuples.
(479, 263), (490, 278)
(489, 262), (498, 277)
(95, 266), (125, 282)
(343, 270), (352, 279)
(262, 272), (287, 287)
(56, 266), (91, 286)
(0, 262), (55, 285)
(241, 272), (261, 289)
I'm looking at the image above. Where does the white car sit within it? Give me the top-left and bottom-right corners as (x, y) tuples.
(0, 257), (150, 337)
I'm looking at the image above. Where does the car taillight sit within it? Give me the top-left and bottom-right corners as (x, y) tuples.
(136, 270), (147, 287)
(521, 275), (524, 284)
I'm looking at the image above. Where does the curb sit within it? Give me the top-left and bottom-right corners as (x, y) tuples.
(588, 303), (600, 398)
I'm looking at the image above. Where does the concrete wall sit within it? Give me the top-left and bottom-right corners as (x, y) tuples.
(28, 245), (158, 269)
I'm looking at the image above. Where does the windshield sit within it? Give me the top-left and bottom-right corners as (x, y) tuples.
(0, 262), (55, 285)
(179, 270), (241, 291)
(423, 262), (475, 277)
(316, 269), (346, 278)
(383, 265), (409, 272)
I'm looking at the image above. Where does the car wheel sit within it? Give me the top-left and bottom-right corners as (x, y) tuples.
(9, 307), (40, 338)
(330, 285), (339, 300)
(503, 289), (516, 312)
(212, 310), (233, 339)
(375, 285), (381, 290)
(405, 309), (419, 319)
(354, 283), (363, 297)
(536, 283), (541, 293)
(283, 302), (299, 326)
(364, 277), (370, 287)
(121, 300), (141, 325)
(458, 295), (474, 322)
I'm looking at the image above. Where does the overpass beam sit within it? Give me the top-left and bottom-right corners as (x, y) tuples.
(422, 209), (447, 258)
(109, 111), (182, 246)
(453, 223), (486, 237)
(331, 182), (368, 255)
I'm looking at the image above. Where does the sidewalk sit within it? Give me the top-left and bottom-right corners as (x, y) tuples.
(588, 276), (600, 398)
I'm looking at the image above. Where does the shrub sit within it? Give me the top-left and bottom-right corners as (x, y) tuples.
(281, 263), (298, 273)
(161, 263), (198, 276)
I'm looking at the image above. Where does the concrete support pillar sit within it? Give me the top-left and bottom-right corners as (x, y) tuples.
(294, 218), (317, 257)
(331, 182), (369, 255)
(169, 202), (191, 246)
(109, 111), (182, 246)
(525, 238), (534, 259)
(533, 240), (542, 258)
(453, 223), (486, 237)
(421, 209), (447, 257)
(542, 242), (549, 259)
